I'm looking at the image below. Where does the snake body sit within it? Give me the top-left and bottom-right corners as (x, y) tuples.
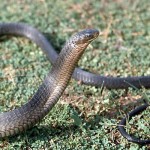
(0, 24), (99, 137)
(0, 23), (149, 145)
(1, 23), (149, 89)
(118, 103), (150, 145)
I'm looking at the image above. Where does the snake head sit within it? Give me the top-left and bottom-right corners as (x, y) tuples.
(59, 28), (99, 63)
(73, 29), (99, 45)
(58, 28), (99, 67)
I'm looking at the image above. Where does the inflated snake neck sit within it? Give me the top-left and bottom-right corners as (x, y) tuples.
(0, 28), (99, 137)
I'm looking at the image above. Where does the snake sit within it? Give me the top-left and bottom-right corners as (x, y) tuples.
(0, 23), (99, 137)
(0, 23), (149, 145)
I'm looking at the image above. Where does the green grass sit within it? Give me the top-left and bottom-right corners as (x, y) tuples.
(0, 0), (150, 149)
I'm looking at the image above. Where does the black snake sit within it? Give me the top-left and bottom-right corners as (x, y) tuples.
(0, 23), (149, 145)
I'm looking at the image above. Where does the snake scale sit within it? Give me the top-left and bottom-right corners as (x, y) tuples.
(0, 23), (149, 145)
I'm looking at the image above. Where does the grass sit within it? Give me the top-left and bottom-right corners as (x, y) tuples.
(0, 0), (150, 149)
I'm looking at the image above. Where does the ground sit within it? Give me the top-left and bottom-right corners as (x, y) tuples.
(0, 0), (150, 149)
